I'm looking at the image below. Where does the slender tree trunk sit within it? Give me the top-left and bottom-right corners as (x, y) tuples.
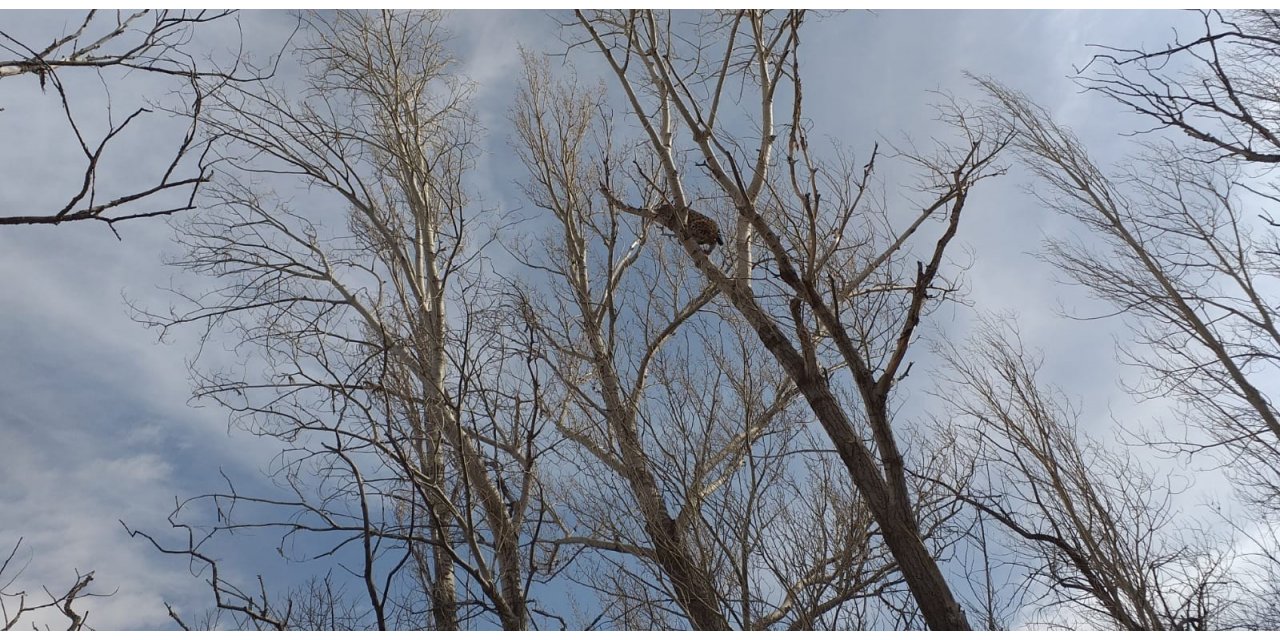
(613, 417), (729, 630)
(570, 230), (729, 628)
(429, 529), (460, 630)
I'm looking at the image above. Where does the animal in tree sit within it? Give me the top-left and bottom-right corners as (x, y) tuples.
(651, 203), (723, 253)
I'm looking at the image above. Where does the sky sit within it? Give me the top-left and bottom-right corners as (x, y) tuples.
(0, 9), (1223, 630)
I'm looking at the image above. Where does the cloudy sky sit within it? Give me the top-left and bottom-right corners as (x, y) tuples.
(0, 9), (1217, 630)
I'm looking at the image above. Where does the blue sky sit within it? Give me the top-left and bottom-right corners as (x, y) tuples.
(0, 9), (1225, 629)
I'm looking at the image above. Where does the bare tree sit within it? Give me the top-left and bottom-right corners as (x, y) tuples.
(980, 77), (1280, 514)
(510, 53), (904, 630)
(0, 10), (270, 233)
(560, 10), (1012, 629)
(1065, 8), (1280, 508)
(933, 316), (1235, 630)
(131, 11), (555, 630)
(981, 14), (1280, 627)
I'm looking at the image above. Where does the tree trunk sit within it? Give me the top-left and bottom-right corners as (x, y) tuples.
(721, 276), (971, 630)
